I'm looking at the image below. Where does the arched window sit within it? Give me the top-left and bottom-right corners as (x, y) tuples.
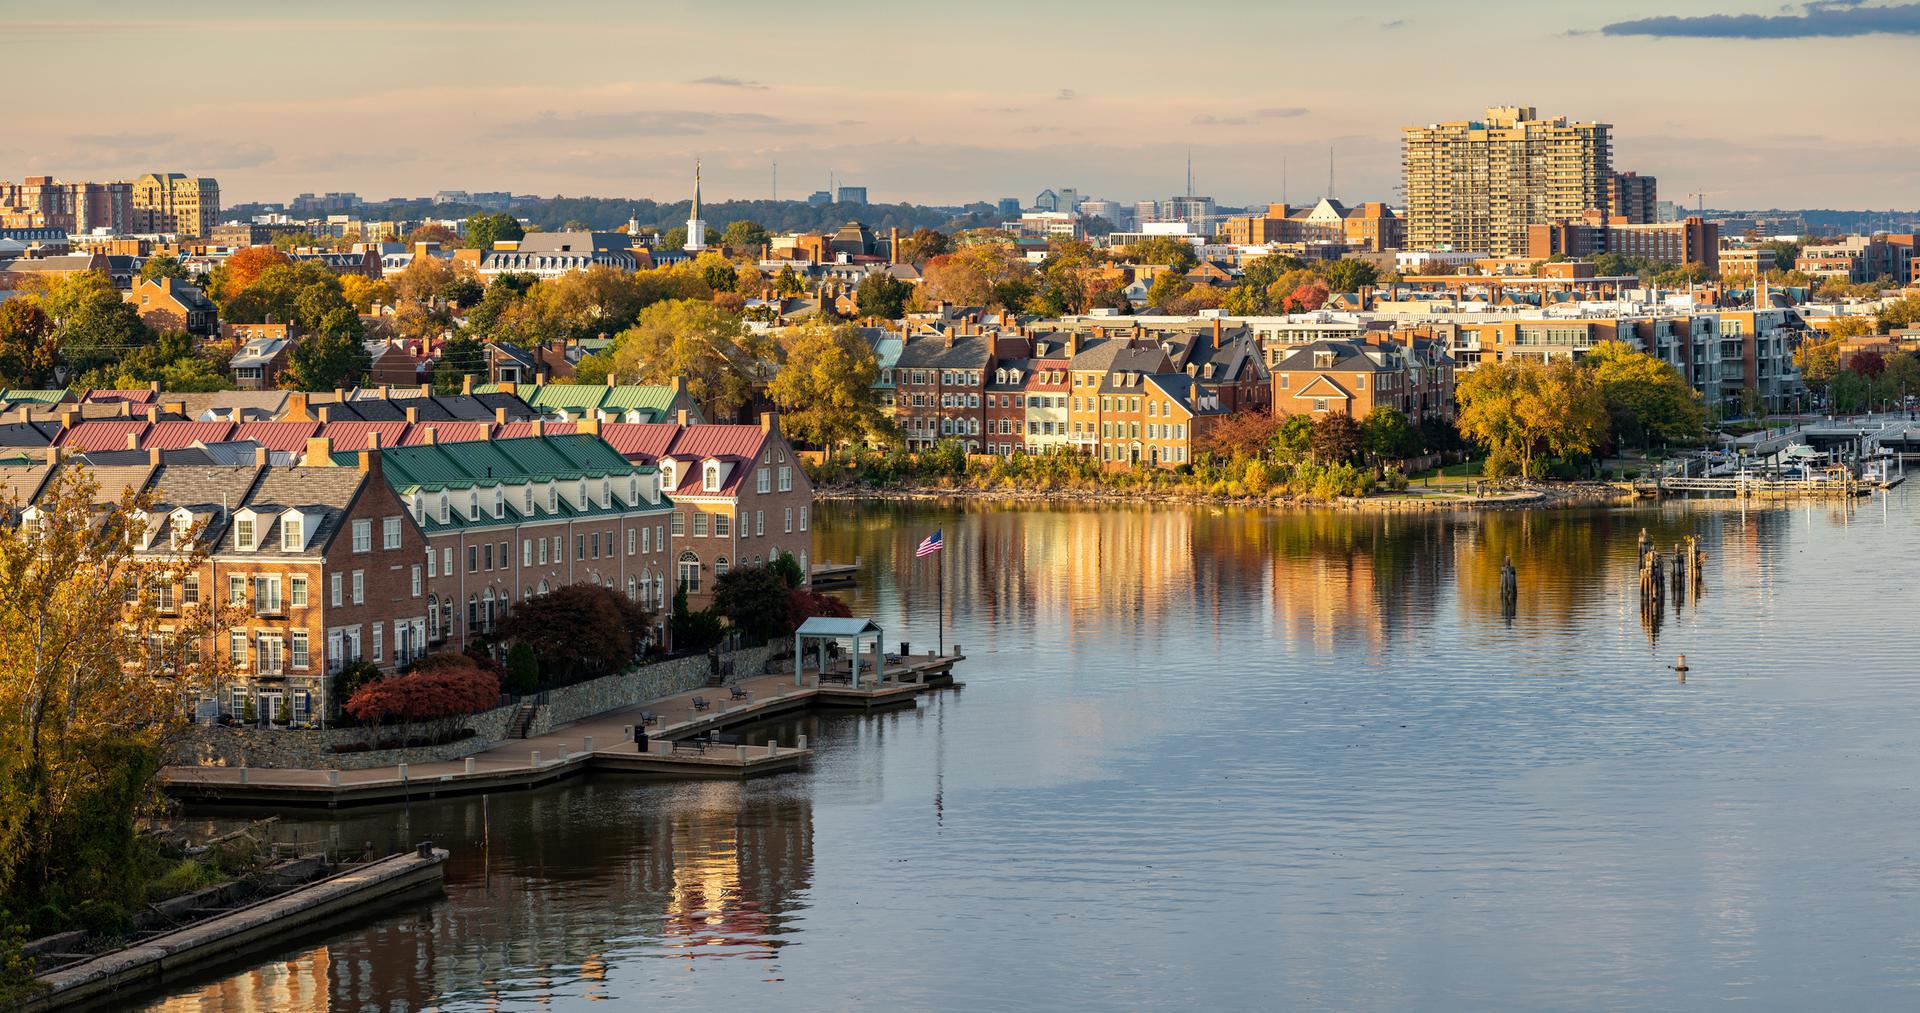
(703, 465), (720, 492)
(537, 579), (549, 595)
(715, 556), (730, 579)
(677, 551), (701, 594)
(654, 573), (665, 606)
(481, 587), (495, 631)
(426, 594), (439, 639)
(468, 491), (479, 518)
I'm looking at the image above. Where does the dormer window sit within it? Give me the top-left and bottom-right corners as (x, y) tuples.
(628, 476), (638, 503)
(492, 488), (504, 519)
(547, 481), (557, 511)
(235, 515), (256, 551)
(661, 461), (675, 488)
(601, 478), (611, 506)
(524, 487), (534, 514)
(281, 515), (303, 551)
(439, 492), (450, 524)
(703, 464), (721, 492)
(468, 491), (479, 519)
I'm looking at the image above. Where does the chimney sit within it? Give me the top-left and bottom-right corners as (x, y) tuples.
(376, 384), (389, 398)
(254, 446), (270, 467)
(606, 371), (617, 387)
(148, 380), (161, 394)
(405, 406), (420, 424)
(125, 432), (140, 450)
(145, 405), (160, 423)
(1066, 332), (1081, 359)
(366, 430), (382, 449)
(288, 392), (308, 419)
(531, 418), (545, 437)
(889, 226), (900, 264)
(334, 387), (345, 402)
(316, 405), (332, 424)
(419, 426), (437, 445)
(14, 404), (30, 422)
(461, 374), (473, 395)
(418, 383), (431, 397)
(669, 376), (684, 394)
(760, 411), (776, 434)
(494, 407), (508, 426)
(44, 445), (61, 465)
(578, 415), (601, 437)
(148, 446), (166, 466)
(164, 401), (185, 416)
(304, 436), (333, 465)
(1211, 318), (1222, 342)
(357, 447), (381, 476)
(676, 409), (690, 428)
(119, 400), (133, 418)
(536, 370), (548, 386)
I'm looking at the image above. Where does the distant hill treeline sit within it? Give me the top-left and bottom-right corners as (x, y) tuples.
(231, 197), (1009, 236)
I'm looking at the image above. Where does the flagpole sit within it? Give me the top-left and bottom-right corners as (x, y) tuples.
(936, 541), (944, 657)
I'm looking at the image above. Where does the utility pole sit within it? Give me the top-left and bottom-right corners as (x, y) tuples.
(772, 162), (777, 202)
(1327, 143), (1335, 201)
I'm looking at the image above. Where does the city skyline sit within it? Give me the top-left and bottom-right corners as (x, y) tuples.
(6, 1), (1920, 209)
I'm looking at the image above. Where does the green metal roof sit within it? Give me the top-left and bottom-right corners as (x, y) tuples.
(0, 388), (72, 406)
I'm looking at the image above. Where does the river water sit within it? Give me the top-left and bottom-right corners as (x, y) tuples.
(150, 490), (1920, 1012)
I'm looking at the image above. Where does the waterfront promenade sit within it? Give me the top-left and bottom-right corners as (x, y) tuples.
(162, 653), (963, 807)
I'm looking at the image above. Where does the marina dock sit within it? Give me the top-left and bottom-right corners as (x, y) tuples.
(161, 653), (963, 808)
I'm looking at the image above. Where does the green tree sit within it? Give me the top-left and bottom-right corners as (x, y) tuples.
(498, 584), (642, 679)
(855, 273), (912, 319)
(1115, 236), (1197, 273)
(465, 212), (525, 250)
(1456, 359), (1608, 479)
(1145, 272), (1191, 307)
(504, 641), (540, 694)
(137, 256), (187, 282)
(720, 219), (770, 252)
(1582, 340), (1706, 447)
(767, 321), (889, 456)
(605, 299), (772, 420)
(432, 334), (487, 393)
(768, 552), (805, 589)
(1359, 405), (1415, 463)
(1876, 293), (1920, 333)
(284, 323), (370, 391)
(36, 270), (151, 374)
(1792, 335), (1842, 395)
(773, 265), (804, 296)
(1274, 414), (1315, 464)
(0, 298), (60, 388)
(1829, 369), (1870, 413)
(85, 330), (232, 393)
(1321, 258), (1380, 293)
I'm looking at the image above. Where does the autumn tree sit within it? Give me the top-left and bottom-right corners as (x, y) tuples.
(894, 227), (951, 265)
(1309, 413), (1364, 465)
(1322, 258), (1380, 293)
(497, 583), (647, 679)
(720, 219), (770, 252)
(339, 273), (395, 313)
(344, 659), (498, 745)
(210, 245), (292, 302)
(1359, 405), (1415, 463)
(1792, 335), (1842, 395)
(1456, 359), (1608, 479)
(0, 468), (231, 941)
(1114, 235), (1197, 273)
(404, 223), (461, 247)
(1196, 409), (1279, 458)
(1876, 293), (1920, 333)
(283, 317), (371, 391)
(603, 299), (772, 420)
(767, 321), (889, 456)
(1582, 340), (1706, 447)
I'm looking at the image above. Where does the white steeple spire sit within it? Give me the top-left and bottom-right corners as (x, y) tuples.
(684, 159), (708, 252)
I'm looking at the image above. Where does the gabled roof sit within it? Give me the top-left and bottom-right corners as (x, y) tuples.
(143, 421), (237, 450)
(234, 420), (322, 454)
(1292, 375), (1353, 400)
(58, 419), (148, 452)
(400, 421), (489, 445)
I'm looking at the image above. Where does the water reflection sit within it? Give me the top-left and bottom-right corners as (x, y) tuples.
(153, 489), (1920, 1011)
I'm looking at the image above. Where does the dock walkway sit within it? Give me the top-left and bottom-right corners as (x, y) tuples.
(162, 654), (962, 808)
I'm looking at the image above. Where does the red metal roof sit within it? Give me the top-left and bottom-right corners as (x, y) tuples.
(234, 421), (321, 454)
(317, 421), (408, 452)
(598, 422), (678, 463)
(84, 389), (157, 405)
(666, 424), (768, 463)
(401, 421), (490, 445)
(142, 421), (236, 450)
(58, 419), (148, 451)
(492, 421), (578, 440)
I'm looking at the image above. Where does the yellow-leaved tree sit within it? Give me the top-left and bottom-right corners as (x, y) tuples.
(1457, 359), (1608, 479)
(766, 322), (890, 458)
(0, 468), (231, 944)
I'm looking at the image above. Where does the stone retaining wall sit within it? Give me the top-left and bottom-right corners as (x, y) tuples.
(166, 645), (778, 771)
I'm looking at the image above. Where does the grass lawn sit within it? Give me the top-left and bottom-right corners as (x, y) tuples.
(1408, 460), (1485, 485)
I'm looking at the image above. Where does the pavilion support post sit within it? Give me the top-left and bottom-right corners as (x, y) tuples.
(793, 632), (803, 686)
(851, 638), (861, 689)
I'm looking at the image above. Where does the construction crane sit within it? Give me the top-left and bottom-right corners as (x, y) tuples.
(1685, 190), (1726, 213)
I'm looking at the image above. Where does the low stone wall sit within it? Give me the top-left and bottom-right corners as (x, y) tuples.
(543, 644), (777, 726)
(169, 704), (518, 771)
(167, 645), (778, 771)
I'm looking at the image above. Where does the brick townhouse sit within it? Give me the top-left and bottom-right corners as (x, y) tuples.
(11, 444), (433, 724)
(893, 325), (998, 450)
(1271, 337), (1457, 422)
(322, 432), (678, 651)
(598, 413), (815, 610)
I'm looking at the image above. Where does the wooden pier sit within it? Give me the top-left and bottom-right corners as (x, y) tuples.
(1645, 468), (1867, 499)
(161, 653), (963, 808)
(808, 560), (860, 589)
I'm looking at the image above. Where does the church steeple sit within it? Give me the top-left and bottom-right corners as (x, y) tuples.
(684, 159), (708, 252)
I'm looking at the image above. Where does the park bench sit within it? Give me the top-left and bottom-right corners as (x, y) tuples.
(728, 685), (750, 702)
(691, 696), (710, 711)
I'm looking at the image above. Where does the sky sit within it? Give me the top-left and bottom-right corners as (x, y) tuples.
(6, 0), (1920, 210)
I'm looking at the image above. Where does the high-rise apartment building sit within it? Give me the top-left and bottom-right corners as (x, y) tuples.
(1609, 171), (1657, 225)
(1402, 106), (1612, 256)
(0, 177), (133, 232)
(130, 172), (220, 238)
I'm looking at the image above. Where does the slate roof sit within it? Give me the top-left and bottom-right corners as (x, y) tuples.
(1272, 339), (1397, 373)
(895, 333), (996, 370)
(217, 466), (370, 555)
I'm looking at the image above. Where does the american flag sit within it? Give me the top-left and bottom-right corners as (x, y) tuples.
(916, 529), (943, 558)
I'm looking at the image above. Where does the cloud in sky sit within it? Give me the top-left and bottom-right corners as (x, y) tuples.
(1055, 89), (1077, 101)
(502, 110), (816, 140)
(689, 75), (767, 90)
(1600, 1), (1920, 38)
(1256, 107), (1310, 119)
(1192, 114), (1248, 127)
